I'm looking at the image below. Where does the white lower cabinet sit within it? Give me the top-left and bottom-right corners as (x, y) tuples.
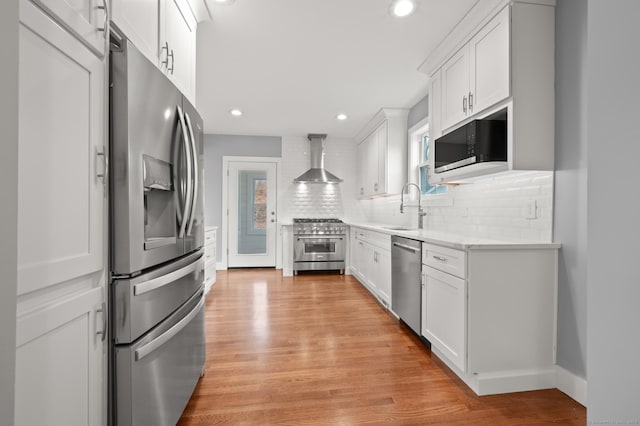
(369, 246), (391, 307)
(421, 241), (559, 396)
(15, 287), (105, 426)
(204, 227), (217, 294)
(16, 1), (107, 423)
(423, 265), (466, 372)
(350, 227), (392, 309)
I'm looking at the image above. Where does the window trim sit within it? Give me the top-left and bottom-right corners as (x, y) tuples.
(407, 116), (446, 200)
(407, 118), (428, 201)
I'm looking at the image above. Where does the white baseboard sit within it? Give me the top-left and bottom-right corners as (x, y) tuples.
(555, 365), (587, 406)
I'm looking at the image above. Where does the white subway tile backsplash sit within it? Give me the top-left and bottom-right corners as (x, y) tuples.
(279, 136), (365, 222)
(358, 170), (554, 243)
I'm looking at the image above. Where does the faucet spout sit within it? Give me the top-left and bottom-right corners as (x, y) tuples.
(400, 183), (426, 229)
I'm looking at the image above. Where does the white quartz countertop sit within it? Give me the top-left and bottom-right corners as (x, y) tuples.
(347, 222), (561, 251)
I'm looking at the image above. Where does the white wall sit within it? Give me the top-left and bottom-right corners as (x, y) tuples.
(280, 136), (363, 222)
(0, 1), (18, 422)
(554, 0), (587, 382)
(587, 0), (640, 421)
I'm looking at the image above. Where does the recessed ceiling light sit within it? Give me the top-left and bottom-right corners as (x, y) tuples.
(229, 108), (243, 117)
(391, 0), (416, 17)
(213, 0), (235, 4)
(337, 113), (348, 121)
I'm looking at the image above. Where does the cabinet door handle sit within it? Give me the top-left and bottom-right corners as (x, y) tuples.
(432, 255), (448, 262)
(161, 42), (170, 69)
(168, 49), (175, 75)
(96, 302), (107, 342)
(96, 147), (108, 186)
(463, 96), (467, 114)
(97, 0), (109, 35)
(469, 92), (473, 112)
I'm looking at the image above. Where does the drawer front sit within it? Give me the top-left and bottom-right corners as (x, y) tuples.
(367, 230), (391, 251)
(204, 244), (216, 264)
(423, 243), (466, 278)
(204, 229), (216, 246)
(352, 227), (367, 240)
(204, 262), (216, 283)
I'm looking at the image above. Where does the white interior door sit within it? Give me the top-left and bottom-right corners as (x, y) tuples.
(227, 161), (277, 268)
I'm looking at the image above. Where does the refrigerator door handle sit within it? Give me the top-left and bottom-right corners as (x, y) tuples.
(134, 295), (204, 361)
(184, 112), (198, 236)
(133, 256), (201, 296)
(176, 105), (193, 239)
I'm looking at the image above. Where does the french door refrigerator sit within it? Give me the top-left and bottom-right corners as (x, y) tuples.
(109, 32), (205, 426)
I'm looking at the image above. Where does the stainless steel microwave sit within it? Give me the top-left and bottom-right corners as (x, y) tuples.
(434, 108), (507, 174)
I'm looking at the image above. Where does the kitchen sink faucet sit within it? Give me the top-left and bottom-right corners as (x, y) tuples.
(400, 183), (427, 229)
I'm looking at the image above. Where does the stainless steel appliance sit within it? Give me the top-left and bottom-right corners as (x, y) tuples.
(434, 107), (507, 174)
(293, 218), (346, 274)
(293, 134), (343, 183)
(391, 236), (422, 334)
(109, 33), (205, 426)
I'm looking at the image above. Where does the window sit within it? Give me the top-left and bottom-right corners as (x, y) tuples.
(409, 120), (446, 196)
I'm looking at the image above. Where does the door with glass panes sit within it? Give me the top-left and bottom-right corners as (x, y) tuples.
(227, 161), (277, 267)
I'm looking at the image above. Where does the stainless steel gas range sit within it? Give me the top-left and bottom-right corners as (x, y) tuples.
(293, 218), (346, 274)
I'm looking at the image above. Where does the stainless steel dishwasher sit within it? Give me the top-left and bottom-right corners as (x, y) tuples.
(391, 236), (422, 334)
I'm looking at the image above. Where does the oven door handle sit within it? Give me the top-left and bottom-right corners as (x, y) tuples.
(296, 236), (344, 240)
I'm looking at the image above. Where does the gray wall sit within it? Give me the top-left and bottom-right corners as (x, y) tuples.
(0, 1), (18, 422)
(408, 94), (428, 129)
(203, 134), (282, 261)
(553, 0), (587, 380)
(587, 0), (640, 421)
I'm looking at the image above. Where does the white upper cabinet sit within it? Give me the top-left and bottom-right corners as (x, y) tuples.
(31, 0), (109, 56)
(356, 108), (409, 198)
(425, 1), (555, 183)
(18, 0), (105, 296)
(111, 0), (160, 64)
(441, 6), (509, 131)
(161, 0), (197, 102)
(112, 0), (205, 102)
(468, 7), (510, 117)
(441, 47), (470, 130)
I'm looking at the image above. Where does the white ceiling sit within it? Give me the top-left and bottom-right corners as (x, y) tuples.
(196, 0), (478, 138)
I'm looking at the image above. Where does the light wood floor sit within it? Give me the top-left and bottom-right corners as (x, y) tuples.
(178, 269), (585, 425)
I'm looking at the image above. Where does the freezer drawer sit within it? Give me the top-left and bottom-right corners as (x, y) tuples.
(113, 249), (204, 344)
(115, 288), (206, 426)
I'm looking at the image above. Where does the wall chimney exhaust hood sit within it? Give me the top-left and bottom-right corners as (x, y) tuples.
(293, 134), (343, 183)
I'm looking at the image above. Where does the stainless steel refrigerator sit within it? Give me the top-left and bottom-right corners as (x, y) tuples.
(109, 33), (205, 426)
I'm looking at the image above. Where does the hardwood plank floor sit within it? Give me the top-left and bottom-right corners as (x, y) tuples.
(179, 269), (585, 425)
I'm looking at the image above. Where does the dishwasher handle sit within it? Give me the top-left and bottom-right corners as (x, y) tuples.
(392, 242), (420, 253)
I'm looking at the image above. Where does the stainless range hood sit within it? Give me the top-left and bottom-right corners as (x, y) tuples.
(293, 134), (343, 183)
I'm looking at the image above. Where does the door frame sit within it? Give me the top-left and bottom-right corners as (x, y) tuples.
(221, 156), (281, 270)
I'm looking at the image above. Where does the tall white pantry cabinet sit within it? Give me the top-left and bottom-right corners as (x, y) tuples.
(16, 0), (108, 424)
